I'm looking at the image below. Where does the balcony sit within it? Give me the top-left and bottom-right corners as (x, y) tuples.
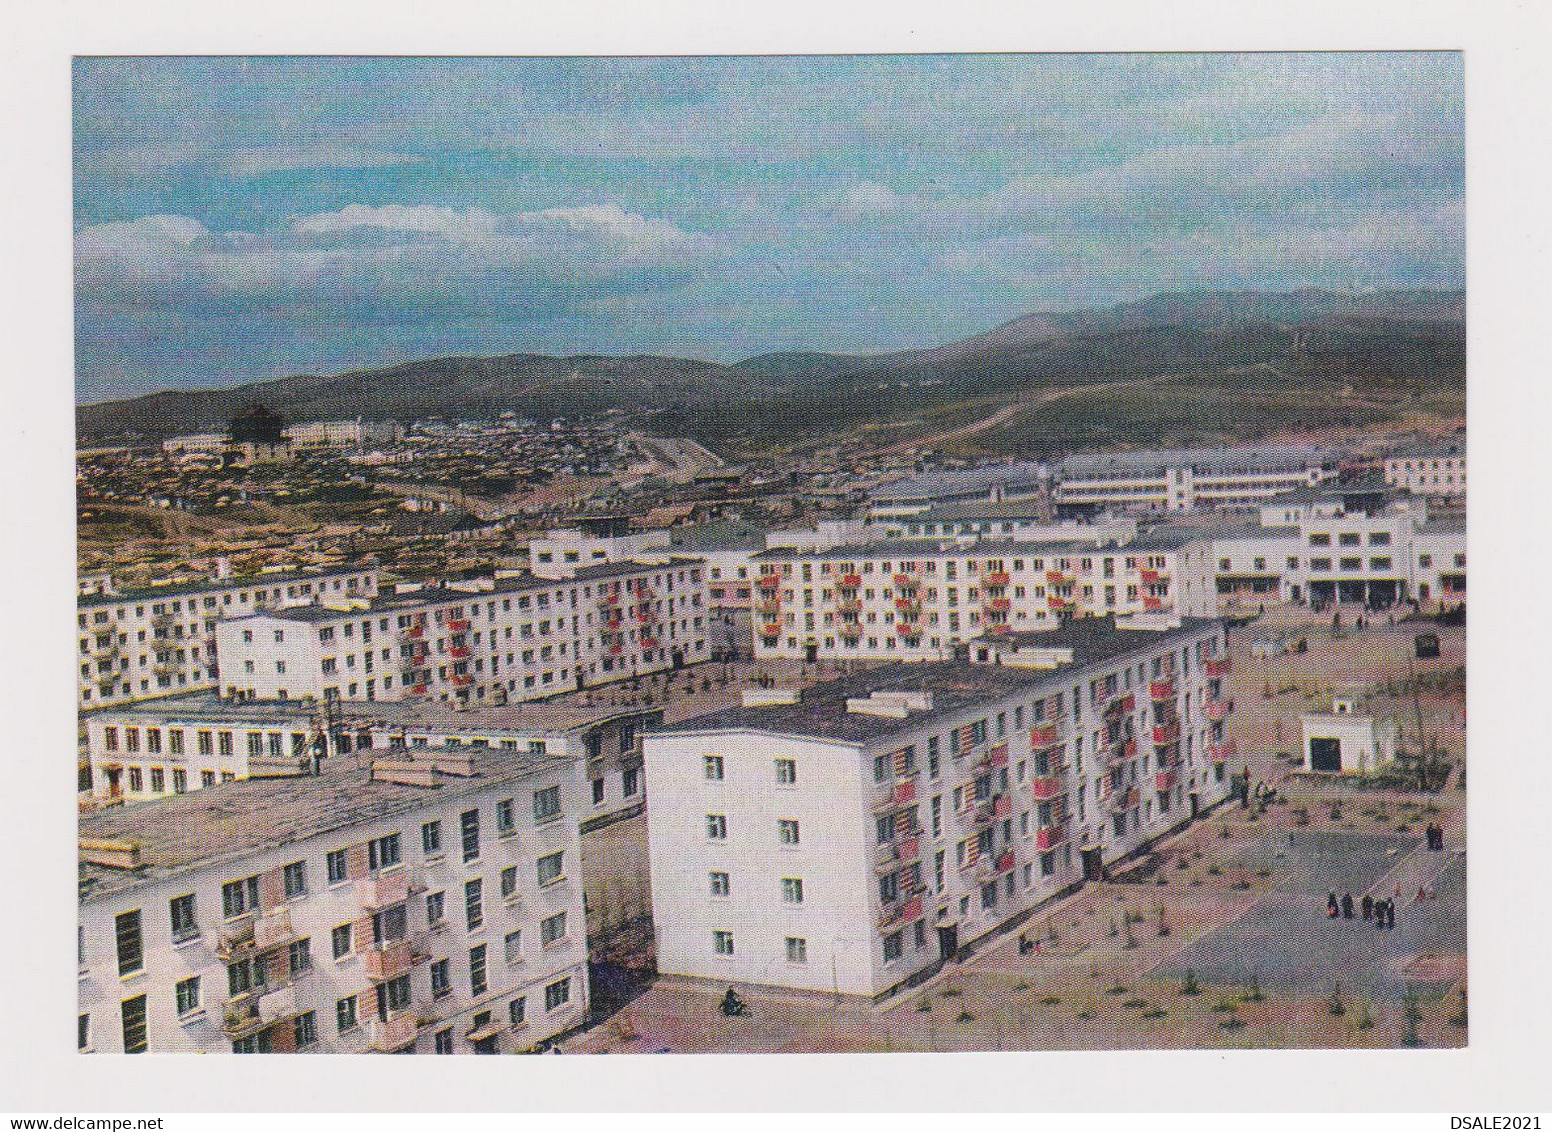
(445, 619), (470, 634)
(875, 835), (921, 872)
(839, 573), (861, 588)
(894, 596), (922, 613)
(988, 743), (1010, 769)
(1031, 775), (1063, 801)
(367, 1014), (420, 1053)
(983, 571), (1010, 587)
(757, 575), (782, 591)
(634, 610), (656, 624)
(892, 573), (918, 589)
(1155, 769), (1178, 793)
(1209, 739), (1238, 764)
(447, 646), (470, 659)
(450, 674), (473, 689)
(1105, 692), (1136, 716)
(599, 592), (620, 607)
(760, 623), (781, 639)
(878, 893), (924, 929)
(1045, 570), (1071, 586)
(258, 983), (300, 1025)
(220, 995), (265, 1039)
(214, 914), (257, 959)
(993, 794), (1012, 819)
(874, 778), (918, 811)
(357, 869), (422, 912)
(1035, 824), (1065, 851)
(840, 623), (863, 638)
(1203, 697), (1233, 722)
(836, 598), (862, 614)
(1204, 657), (1232, 678)
(253, 907), (297, 952)
(408, 682), (429, 696)
(895, 623), (922, 638)
(754, 598), (781, 615)
(995, 849), (1016, 874)
(1029, 722), (1061, 747)
(362, 936), (427, 982)
(1047, 595), (1073, 611)
(641, 637), (659, 650)
(1142, 596), (1164, 612)
(1149, 679), (1175, 701)
(1139, 568), (1161, 584)
(984, 597), (1011, 613)
(1152, 721), (1180, 746)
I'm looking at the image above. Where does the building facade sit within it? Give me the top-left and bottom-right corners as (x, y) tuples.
(1384, 439), (1466, 498)
(77, 568), (380, 709)
(284, 419), (405, 450)
(645, 616), (1235, 998)
(1054, 445), (1339, 513)
(213, 560), (708, 707)
(78, 747), (589, 1054)
(749, 533), (1216, 663)
(867, 463), (1048, 520)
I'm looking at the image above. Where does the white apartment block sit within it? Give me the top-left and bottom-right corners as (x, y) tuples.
(214, 560), (709, 707)
(750, 532), (1215, 662)
(161, 433), (230, 456)
(868, 463), (1047, 520)
(78, 746), (589, 1054)
(83, 694), (655, 833)
(1054, 445), (1339, 513)
(77, 568), (380, 709)
(874, 506), (1128, 543)
(283, 418), (405, 450)
(645, 616), (1235, 999)
(1384, 439), (1466, 498)
(1209, 484), (1465, 608)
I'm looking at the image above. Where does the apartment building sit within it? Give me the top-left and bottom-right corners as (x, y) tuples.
(283, 418), (405, 450)
(645, 615), (1235, 999)
(1054, 445), (1339, 513)
(873, 504), (1117, 542)
(1209, 483), (1465, 607)
(78, 746), (589, 1054)
(83, 693), (655, 834)
(213, 560), (708, 706)
(749, 531), (1215, 663)
(77, 567), (380, 709)
(867, 463), (1048, 520)
(1384, 438), (1466, 498)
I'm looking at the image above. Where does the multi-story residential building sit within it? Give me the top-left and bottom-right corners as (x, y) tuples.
(1054, 445), (1340, 513)
(749, 531), (1215, 662)
(645, 615), (1235, 999)
(1208, 481), (1466, 608)
(213, 560), (708, 706)
(867, 463), (1048, 520)
(161, 433), (230, 456)
(873, 505), (1117, 542)
(283, 418), (405, 450)
(77, 567), (380, 709)
(78, 745), (589, 1054)
(83, 694), (656, 835)
(1384, 438), (1466, 498)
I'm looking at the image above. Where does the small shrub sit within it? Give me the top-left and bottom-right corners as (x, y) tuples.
(1076, 1007), (1097, 1020)
(1039, 995), (1060, 1006)
(1122, 998), (1148, 1009)
(940, 986), (962, 998)
(1242, 975), (1263, 1003)
(1108, 918), (1119, 938)
(1448, 987), (1468, 1029)
(1189, 877), (1203, 887)
(1142, 1007), (1167, 1019)
(1402, 993), (1423, 1047)
(1013, 981), (1030, 993)
(1177, 857), (1190, 870)
(1123, 922), (1139, 950)
(1211, 998), (1238, 1014)
(1207, 865), (1223, 876)
(1354, 1001), (1374, 1030)
(916, 998), (932, 1013)
(956, 1010), (975, 1026)
(1106, 983), (1128, 996)
(1220, 1017), (1247, 1030)
(1328, 982), (1346, 1017)
(1219, 824), (1232, 839)
(1256, 867), (1271, 878)
(1180, 969), (1201, 996)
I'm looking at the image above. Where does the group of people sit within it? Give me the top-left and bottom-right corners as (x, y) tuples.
(1425, 823), (1446, 851)
(1328, 891), (1398, 930)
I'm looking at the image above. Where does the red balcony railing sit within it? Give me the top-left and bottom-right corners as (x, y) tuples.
(755, 599), (781, 615)
(995, 849), (1016, 874)
(409, 683), (429, 696)
(362, 937), (423, 982)
(892, 573), (917, 589)
(445, 619), (470, 633)
(839, 573), (861, 588)
(761, 623), (781, 638)
(1048, 595), (1073, 610)
(640, 637), (658, 650)
(447, 646), (470, 659)
(836, 598), (862, 614)
(758, 575), (781, 590)
(1152, 721), (1180, 746)
(1030, 722), (1061, 747)
(1139, 568), (1160, 584)
(989, 743), (1010, 769)
(1204, 657), (1232, 678)
(896, 623), (921, 638)
(404, 624), (425, 640)
(1149, 679), (1175, 701)
(1031, 775), (1062, 801)
(985, 571), (1011, 587)
(1035, 824), (1065, 851)
(1142, 596), (1163, 612)
(1155, 769), (1177, 793)
(450, 674), (473, 689)
(993, 794), (1012, 819)
(894, 597), (920, 612)
(1105, 692), (1136, 716)
(840, 623), (863, 638)
(1045, 570), (1070, 586)
(984, 597), (1012, 613)
(1203, 697), (1233, 722)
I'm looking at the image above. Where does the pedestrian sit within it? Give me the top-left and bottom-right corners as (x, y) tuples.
(1342, 893), (1354, 919)
(1375, 900), (1387, 930)
(1361, 894), (1374, 920)
(1327, 893), (1340, 918)
(1386, 900), (1397, 930)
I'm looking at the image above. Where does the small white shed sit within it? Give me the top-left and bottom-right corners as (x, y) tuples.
(1300, 698), (1397, 774)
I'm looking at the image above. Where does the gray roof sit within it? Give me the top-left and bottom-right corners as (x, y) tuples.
(871, 462), (1047, 502)
(78, 567), (373, 610)
(752, 529), (1202, 563)
(1418, 516), (1466, 535)
(79, 746), (570, 903)
(987, 614), (1222, 668)
(889, 501), (1053, 524)
(1058, 445), (1337, 480)
(666, 519), (769, 553)
(1388, 439), (1465, 460)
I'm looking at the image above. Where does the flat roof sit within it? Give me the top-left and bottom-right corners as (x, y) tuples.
(665, 518), (769, 553)
(659, 618), (1218, 745)
(79, 747), (571, 903)
(752, 529), (1202, 563)
(1388, 439), (1465, 460)
(1057, 445), (1338, 479)
(988, 614), (1222, 668)
(78, 566), (374, 610)
(871, 462), (1047, 502)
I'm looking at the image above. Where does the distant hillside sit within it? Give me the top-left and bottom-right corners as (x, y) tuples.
(77, 288), (1464, 450)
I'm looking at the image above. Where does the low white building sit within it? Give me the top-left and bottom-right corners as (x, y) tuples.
(284, 418), (405, 450)
(1384, 438), (1465, 498)
(78, 745), (589, 1054)
(1301, 699), (1397, 774)
(1054, 445), (1339, 513)
(646, 616), (1235, 999)
(867, 463), (1048, 520)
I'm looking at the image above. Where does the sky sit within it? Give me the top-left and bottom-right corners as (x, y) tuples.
(73, 53), (1464, 402)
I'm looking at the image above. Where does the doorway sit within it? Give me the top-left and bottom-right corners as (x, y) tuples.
(1081, 847), (1104, 882)
(935, 923), (958, 962)
(1309, 737), (1342, 773)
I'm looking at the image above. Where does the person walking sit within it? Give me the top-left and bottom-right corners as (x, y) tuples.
(1361, 894), (1374, 920)
(1327, 893), (1340, 919)
(1342, 893), (1354, 919)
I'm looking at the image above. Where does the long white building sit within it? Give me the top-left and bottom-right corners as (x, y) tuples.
(1054, 445), (1339, 513)
(213, 559), (709, 707)
(749, 530), (1216, 662)
(283, 418), (405, 450)
(1383, 438), (1466, 498)
(78, 744), (589, 1054)
(77, 567), (380, 709)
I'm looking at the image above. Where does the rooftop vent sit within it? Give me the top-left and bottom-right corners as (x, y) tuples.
(79, 837), (141, 870)
(741, 688), (801, 708)
(370, 751), (477, 787)
(845, 690), (934, 718)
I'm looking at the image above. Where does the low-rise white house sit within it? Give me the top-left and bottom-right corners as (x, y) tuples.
(1301, 699), (1397, 774)
(78, 745), (589, 1054)
(646, 616), (1236, 999)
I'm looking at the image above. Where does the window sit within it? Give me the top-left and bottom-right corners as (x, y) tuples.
(532, 786), (561, 823)
(169, 894), (198, 942)
(336, 995), (358, 1033)
(704, 755), (724, 780)
(775, 758), (796, 785)
(381, 974), (412, 1015)
(115, 910), (143, 976)
(283, 861), (307, 898)
(500, 866), (519, 900)
(709, 871), (730, 897)
(537, 851), (565, 887)
(430, 958), (451, 999)
(541, 911), (568, 946)
(591, 777), (605, 806)
(713, 930), (735, 956)
(778, 819), (800, 845)
(781, 877), (804, 904)
(786, 937), (808, 963)
(79, 1014), (90, 1051)
(426, 891), (446, 928)
(622, 766), (640, 796)
(288, 938), (312, 978)
(149, 768), (164, 793)
(332, 923), (352, 960)
(504, 929), (523, 965)
(175, 976), (201, 1016)
(496, 798), (515, 834)
(469, 944), (488, 997)
(294, 1011), (318, 1049)
(368, 833), (401, 872)
(326, 849), (348, 885)
(121, 994), (148, 1054)
(465, 879), (484, 930)
(172, 769), (186, 794)
(509, 996), (527, 1027)
(706, 814), (728, 840)
(435, 1028), (454, 1055)
(882, 931), (903, 963)
(422, 821), (442, 856)
(461, 809), (481, 861)
(544, 977), (571, 1012)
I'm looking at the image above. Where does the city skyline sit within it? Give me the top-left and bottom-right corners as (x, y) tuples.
(74, 53), (1464, 401)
